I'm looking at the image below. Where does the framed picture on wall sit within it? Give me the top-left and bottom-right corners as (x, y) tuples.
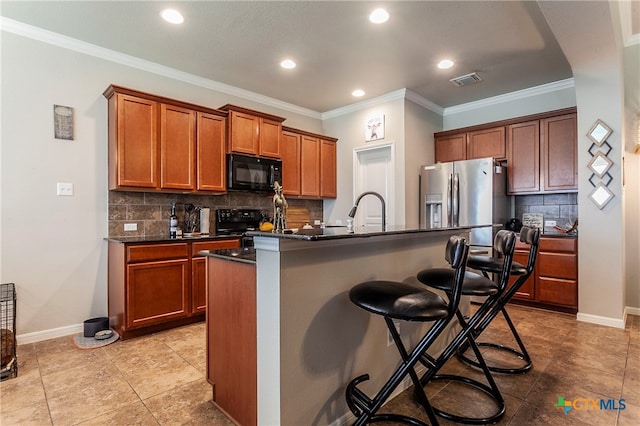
(53, 105), (74, 140)
(366, 114), (384, 142)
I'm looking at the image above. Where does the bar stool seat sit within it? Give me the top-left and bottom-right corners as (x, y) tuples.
(350, 280), (449, 322)
(345, 235), (469, 426)
(418, 270), (499, 297)
(467, 256), (526, 275)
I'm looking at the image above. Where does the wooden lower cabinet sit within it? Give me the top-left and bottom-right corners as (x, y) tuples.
(108, 238), (239, 339)
(509, 236), (578, 313)
(207, 257), (257, 426)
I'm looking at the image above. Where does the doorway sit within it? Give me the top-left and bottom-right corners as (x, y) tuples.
(353, 143), (395, 229)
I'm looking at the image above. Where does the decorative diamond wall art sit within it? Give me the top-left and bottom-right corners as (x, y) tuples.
(587, 119), (614, 209)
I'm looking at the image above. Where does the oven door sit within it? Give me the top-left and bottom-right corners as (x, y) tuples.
(227, 154), (281, 191)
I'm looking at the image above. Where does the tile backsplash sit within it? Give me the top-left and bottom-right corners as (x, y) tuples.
(514, 193), (578, 233)
(108, 191), (323, 237)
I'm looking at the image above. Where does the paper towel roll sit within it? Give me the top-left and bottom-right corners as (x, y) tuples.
(200, 208), (210, 234)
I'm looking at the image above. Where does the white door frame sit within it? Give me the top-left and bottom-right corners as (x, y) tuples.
(353, 141), (395, 227)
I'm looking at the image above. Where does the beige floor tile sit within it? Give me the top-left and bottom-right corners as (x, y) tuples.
(76, 400), (159, 425)
(622, 374), (640, 407)
(37, 346), (112, 377)
(0, 373), (47, 414)
(143, 378), (234, 426)
(617, 400), (640, 426)
(0, 400), (52, 426)
(105, 338), (203, 400)
(41, 362), (139, 425)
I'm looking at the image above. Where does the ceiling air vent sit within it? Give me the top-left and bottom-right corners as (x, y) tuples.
(450, 72), (482, 87)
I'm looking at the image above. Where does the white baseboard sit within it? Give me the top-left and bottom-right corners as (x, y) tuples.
(625, 306), (640, 316)
(17, 323), (83, 345)
(576, 312), (625, 329)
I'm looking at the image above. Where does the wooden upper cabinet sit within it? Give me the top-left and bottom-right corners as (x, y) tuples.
(258, 118), (282, 158)
(220, 105), (285, 158)
(467, 127), (506, 160)
(104, 85), (228, 194)
(542, 113), (577, 192)
(435, 133), (466, 163)
(507, 120), (540, 194)
(160, 104), (196, 190)
(300, 135), (320, 197)
(320, 139), (337, 198)
(109, 93), (158, 189)
(227, 110), (259, 155)
(197, 112), (226, 192)
(281, 130), (301, 195)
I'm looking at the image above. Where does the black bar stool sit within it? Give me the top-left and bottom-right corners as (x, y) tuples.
(345, 235), (469, 426)
(458, 226), (541, 374)
(415, 229), (517, 424)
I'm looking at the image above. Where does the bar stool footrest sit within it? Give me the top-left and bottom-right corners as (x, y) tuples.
(428, 374), (505, 424)
(457, 342), (532, 374)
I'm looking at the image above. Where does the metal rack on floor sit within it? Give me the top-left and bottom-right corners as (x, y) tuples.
(1, 283), (17, 381)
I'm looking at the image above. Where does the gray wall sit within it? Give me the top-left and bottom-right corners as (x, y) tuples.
(0, 32), (323, 338)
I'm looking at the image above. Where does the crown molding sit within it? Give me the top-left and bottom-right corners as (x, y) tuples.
(443, 78), (576, 116)
(0, 17), (322, 120)
(322, 89), (409, 120)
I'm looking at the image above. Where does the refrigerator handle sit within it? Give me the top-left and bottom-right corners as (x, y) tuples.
(452, 173), (459, 227)
(447, 173), (452, 226)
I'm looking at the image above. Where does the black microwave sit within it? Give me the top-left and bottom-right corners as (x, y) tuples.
(227, 153), (282, 192)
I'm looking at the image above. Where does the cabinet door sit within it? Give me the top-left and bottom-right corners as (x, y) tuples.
(258, 118), (282, 158)
(435, 133), (466, 163)
(281, 130), (301, 195)
(507, 250), (535, 300)
(542, 113), (577, 192)
(197, 112), (226, 192)
(207, 257), (257, 426)
(160, 104), (196, 190)
(320, 139), (337, 198)
(126, 259), (189, 329)
(115, 94), (158, 188)
(191, 239), (240, 315)
(300, 135), (320, 197)
(467, 127), (506, 160)
(228, 111), (259, 155)
(507, 121), (540, 194)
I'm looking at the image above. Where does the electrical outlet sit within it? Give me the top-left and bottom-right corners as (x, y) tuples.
(314, 220), (321, 226)
(545, 220), (556, 227)
(124, 223), (138, 231)
(56, 182), (73, 196)
(387, 320), (401, 347)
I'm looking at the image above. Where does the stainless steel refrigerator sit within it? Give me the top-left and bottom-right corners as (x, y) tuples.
(419, 157), (509, 253)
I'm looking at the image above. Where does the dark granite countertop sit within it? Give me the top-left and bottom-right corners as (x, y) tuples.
(105, 234), (242, 244)
(199, 247), (256, 264)
(245, 224), (480, 241)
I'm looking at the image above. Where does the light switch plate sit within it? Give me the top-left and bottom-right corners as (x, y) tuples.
(545, 220), (556, 227)
(56, 182), (73, 196)
(124, 223), (137, 231)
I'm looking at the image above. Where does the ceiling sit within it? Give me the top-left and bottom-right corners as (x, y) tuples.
(0, 1), (637, 113)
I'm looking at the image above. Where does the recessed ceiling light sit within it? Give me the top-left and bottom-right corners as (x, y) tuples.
(437, 59), (454, 69)
(161, 9), (184, 24)
(352, 89), (365, 97)
(280, 59), (296, 69)
(369, 8), (389, 24)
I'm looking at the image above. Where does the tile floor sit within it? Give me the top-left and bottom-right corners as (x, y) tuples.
(0, 305), (638, 425)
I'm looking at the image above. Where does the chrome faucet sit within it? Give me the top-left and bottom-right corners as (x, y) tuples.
(348, 191), (386, 231)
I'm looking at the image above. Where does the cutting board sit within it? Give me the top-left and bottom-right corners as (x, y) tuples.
(286, 206), (310, 229)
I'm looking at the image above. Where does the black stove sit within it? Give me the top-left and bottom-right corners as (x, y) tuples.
(215, 208), (263, 236)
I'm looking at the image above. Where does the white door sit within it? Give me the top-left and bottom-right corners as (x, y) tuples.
(353, 143), (394, 230)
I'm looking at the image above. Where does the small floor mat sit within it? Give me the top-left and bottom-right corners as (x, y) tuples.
(72, 329), (119, 349)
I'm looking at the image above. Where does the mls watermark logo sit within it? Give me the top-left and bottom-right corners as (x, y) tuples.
(554, 396), (626, 414)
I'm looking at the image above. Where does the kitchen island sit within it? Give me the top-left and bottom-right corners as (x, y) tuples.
(202, 226), (475, 426)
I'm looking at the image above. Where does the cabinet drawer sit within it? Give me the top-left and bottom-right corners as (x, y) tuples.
(192, 239), (240, 256)
(539, 237), (576, 253)
(127, 243), (189, 263)
(538, 252), (576, 280)
(538, 277), (577, 307)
